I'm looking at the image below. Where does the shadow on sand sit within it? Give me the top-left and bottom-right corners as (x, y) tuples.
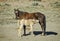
(23, 31), (58, 36)
(33, 31), (58, 36)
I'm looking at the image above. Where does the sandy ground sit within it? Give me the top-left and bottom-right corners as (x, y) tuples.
(0, 18), (60, 41)
(0, 0), (60, 41)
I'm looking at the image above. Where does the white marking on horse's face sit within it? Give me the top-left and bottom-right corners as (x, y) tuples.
(15, 11), (18, 14)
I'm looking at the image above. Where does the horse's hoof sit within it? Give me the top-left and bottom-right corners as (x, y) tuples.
(31, 34), (35, 36)
(23, 34), (26, 36)
(18, 35), (22, 38)
(33, 35), (35, 37)
(41, 33), (45, 36)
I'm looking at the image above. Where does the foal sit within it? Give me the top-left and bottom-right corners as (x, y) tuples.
(14, 9), (46, 37)
(17, 19), (39, 37)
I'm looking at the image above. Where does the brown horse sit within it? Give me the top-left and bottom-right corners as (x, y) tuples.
(14, 9), (46, 37)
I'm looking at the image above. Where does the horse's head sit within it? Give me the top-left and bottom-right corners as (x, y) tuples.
(14, 9), (20, 19)
(14, 9), (27, 19)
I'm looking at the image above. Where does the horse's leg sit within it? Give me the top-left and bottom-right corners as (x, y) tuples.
(39, 20), (46, 36)
(41, 17), (46, 36)
(41, 22), (45, 35)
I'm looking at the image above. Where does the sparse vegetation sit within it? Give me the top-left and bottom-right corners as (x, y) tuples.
(32, 2), (39, 6)
(51, 2), (60, 8)
(0, 0), (60, 41)
(33, 0), (41, 1)
(0, 0), (60, 25)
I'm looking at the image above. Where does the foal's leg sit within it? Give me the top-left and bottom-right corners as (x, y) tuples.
(17, 20), (20, 36)
(29, 24), (34, 36)
(18, 24), (23, 38)
(17, 20), (20, 29)
(18, 20), (24, 38)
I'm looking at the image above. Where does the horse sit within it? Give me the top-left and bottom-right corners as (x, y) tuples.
(14, 9), (46, 37)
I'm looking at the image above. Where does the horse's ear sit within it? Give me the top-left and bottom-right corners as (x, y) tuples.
(14, 9), (16, 11)
(14, 8), (18, 10)
(17, 8), (19, 10)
